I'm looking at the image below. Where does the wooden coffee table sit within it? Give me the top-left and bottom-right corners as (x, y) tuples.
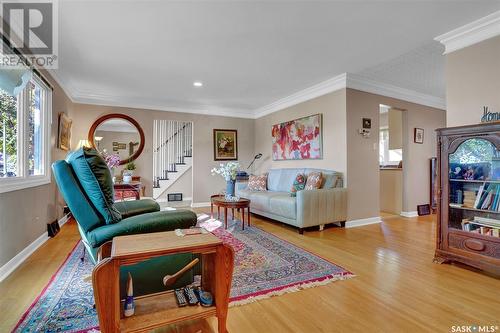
(210, 194), (251, 230)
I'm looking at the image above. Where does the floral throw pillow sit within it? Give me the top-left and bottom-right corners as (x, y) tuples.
(305, 172), (323, 190)
(248, 174), (267, 191)
(291, 173), (306, 197)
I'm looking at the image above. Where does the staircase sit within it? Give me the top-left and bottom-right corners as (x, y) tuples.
(152, 120), (193, 200)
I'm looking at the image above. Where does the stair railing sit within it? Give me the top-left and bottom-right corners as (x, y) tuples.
(153, 120), (193, 188)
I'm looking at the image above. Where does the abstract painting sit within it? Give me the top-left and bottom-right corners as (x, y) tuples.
(213, 129), (238, 160)
(272, 114), (322, 160)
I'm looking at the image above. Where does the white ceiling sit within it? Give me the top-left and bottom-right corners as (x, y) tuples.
(51, 1), (500, 117)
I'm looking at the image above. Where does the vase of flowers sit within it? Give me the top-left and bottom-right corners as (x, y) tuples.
(102, 151), (121, 182)
(211, 162), (240, 197)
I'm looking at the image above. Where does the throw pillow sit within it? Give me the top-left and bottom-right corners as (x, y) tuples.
(305, 172), (323, 190)
(290, 173), (306, 197)
(248, 174), (267, 191)
(67, 147), (122, 224)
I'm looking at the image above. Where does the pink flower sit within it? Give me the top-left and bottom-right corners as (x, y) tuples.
(102, 152), (120, 169)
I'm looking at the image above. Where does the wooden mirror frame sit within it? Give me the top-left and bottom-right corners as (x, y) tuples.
(88, 113), (145, 165)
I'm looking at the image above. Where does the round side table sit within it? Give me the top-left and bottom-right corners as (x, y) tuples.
(210, 195), (251, 230)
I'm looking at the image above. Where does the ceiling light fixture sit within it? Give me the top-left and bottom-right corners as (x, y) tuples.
(193, 81), (203, 87)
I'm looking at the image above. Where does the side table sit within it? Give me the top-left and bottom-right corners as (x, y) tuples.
(210, 194), (251, 230)
(92, 231), (234, 333)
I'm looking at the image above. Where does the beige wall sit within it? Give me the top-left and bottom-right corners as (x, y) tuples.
(388, 109), (403, 150)
(446, 35), (500, 127)
(253, 89), (347, 177)
(380, 169), (403, 214)
(69, 104), (254, 204)
(346, 89), (446, 219)
(0, 71), (75, 267)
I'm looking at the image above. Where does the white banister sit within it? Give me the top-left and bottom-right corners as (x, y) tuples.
(152, 120), (193, 191)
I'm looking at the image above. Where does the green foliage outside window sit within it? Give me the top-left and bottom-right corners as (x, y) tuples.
(0, 90), (18, 175)
(449, 138), (498, 164)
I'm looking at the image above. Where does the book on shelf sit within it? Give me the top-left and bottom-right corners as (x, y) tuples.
(473, 216), (500, 228)
(459, 190), (477, 208)
(473, 183), (500, 211)
(461, 216), (500, 237)
(461, 220), (500, 237)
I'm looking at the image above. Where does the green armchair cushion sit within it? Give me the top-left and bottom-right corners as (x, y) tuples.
(85, 209), (197, 248)
(114, 199), (160, 219)
(67, 148), (122, 224)
(52, 160), (103, 233)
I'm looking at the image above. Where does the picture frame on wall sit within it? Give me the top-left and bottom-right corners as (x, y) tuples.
(213, 129), (238, 160)
(271, 113), (323, 161)
(414, 128), (424, 144)
(58, 113), (72, 151)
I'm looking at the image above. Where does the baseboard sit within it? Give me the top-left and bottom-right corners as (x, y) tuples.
(400, 211), (418, 218)
(191, 202), (211, 208)
(345, 216), (382, 228)
(58, 213), (71, 227)
(0, 232), (49, 283)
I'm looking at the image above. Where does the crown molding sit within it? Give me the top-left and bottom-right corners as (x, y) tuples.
(434, 10), (500, 54)
(72, 92), (256, 119)
(47, 69), (77, 103)
(48, 69), (255, 119)
(346, 73), (446, 110)
(253, 73), (347, 119)
(50, 70), (444, 119)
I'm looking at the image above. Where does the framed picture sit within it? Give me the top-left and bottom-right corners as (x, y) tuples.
(213, 129), (238, 160)
(417, 204), (431, 216)
(58, 113), (72, 151)
(414, 128), (424, 144)
(272, 114), (322, 161)
(362, 118), (372, 129)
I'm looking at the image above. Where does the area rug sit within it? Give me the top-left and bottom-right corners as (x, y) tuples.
(13, 215), (353, 332)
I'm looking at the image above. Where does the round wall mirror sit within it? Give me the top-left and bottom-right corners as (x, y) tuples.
(88, 113), (145, 165)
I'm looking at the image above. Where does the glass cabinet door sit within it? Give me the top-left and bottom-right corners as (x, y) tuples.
(448, 138), (500, 238)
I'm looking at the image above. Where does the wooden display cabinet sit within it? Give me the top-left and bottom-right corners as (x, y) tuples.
(92, 231), (234, 333)
(435, 122), (500, 275)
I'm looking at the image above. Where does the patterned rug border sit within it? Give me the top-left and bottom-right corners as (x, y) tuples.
(229, 224), (355, 306)
(12, 240), (99, 333)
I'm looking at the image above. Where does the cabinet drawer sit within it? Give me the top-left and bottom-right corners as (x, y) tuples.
(448, 232), (500, 259)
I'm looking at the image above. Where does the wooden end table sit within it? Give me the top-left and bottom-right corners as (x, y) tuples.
(92, 231), (234, 333)
(210, 195), (251, 230)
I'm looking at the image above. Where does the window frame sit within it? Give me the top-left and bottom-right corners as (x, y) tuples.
(0, 75), (52, 193)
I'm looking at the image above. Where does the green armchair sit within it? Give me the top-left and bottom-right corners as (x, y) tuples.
(52, 148), (198, 297)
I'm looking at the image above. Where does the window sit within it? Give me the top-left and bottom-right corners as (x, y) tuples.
(0, 75), (52, 193)
(379, 128), (403, 167)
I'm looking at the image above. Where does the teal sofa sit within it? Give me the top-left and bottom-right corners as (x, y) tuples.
(236, 168), (347, 233)
(52, 149), (198, 297)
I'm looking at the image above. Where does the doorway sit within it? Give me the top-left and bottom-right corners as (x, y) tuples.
(379, 104), (404, 216)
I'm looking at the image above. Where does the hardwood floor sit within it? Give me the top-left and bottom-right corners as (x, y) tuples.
(1, 211), (499, 332)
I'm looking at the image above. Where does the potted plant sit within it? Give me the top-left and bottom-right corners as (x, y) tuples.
(123, 161), (136, 183)
(211, 162), (240, 197)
